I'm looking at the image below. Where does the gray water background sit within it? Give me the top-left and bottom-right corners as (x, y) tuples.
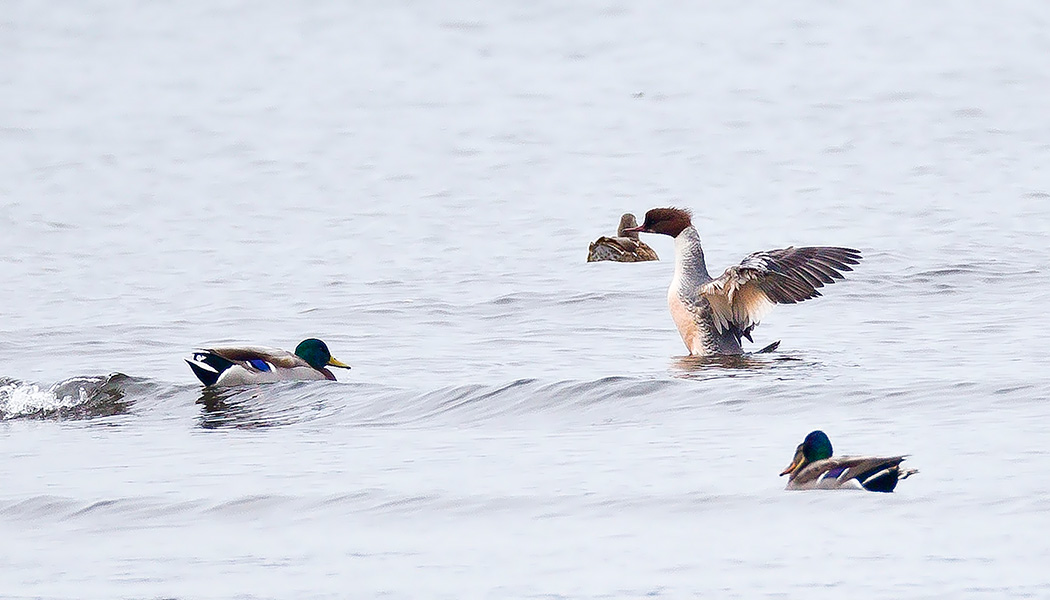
(2, 1), (1050, 598)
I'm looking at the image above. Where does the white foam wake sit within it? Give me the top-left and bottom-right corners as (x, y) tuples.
(0, 374), (129, 419)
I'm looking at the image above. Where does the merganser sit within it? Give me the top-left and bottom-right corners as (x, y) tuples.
(587, 213), (659, 262)
(626, 207), (861, 355)
(780, 430), (918, 492)
(186, 338), (351, 387)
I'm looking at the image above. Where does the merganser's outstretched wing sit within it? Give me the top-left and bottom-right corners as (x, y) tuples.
(699, 246), (862, 338)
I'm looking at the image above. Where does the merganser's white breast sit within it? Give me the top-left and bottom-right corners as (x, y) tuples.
(667, 228), (718, 355)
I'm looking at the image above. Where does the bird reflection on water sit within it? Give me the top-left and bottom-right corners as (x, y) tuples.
(195, 385), (310, 429)
(669, 352), (808, 381)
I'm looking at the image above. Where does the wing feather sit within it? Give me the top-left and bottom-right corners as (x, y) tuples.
(206, 346), (306, 369)
(793, 455), (906, 489)
(699, 246), (861, 335)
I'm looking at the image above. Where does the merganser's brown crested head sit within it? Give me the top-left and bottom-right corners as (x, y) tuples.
(624, 207), (693, 237)
(617, 213), (641, 239)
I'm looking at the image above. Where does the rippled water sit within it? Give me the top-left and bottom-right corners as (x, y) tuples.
(3, 1), (1050, 598)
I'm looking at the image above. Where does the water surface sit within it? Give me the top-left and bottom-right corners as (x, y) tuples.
(2, 1), (1050, 598)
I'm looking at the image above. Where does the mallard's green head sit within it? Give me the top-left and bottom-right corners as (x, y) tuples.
(780, 430), (834, 476)
(295, 338), (352, 371)
(802, 430), (833, 461)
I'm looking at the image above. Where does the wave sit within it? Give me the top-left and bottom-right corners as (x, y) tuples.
(4, 362), (803, 425)
(0, 489), (764, 526)
(899, 262), (1040, 288)
(192, 376), (684, 429)
(0, 373), (147, 420)
(4, 354), (1035, 427)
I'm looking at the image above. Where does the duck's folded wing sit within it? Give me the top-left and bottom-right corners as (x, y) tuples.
(593, 236), (640, 253)
(799, 456), (907, 489)
(635, 240), (659, 260)
(206, 346), (305, 369)
(830, 456), (905, 479)
(699, 246), (861, 335)
(837, 456), (911, 491)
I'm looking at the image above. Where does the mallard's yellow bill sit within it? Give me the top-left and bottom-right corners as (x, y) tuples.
(328, 357), (352, 369)
(780, 454), (802, 476)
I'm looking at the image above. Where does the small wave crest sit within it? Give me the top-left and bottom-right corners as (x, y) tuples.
(1, 489), (758, 526)
(193, 376), (683, 429)
(0, 373), (136, 420)
(900, 262), (1040, 289)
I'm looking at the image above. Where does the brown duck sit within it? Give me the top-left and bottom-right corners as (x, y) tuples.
(587, 213), (659, 263)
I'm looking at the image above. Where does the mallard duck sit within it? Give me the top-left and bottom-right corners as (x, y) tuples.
(587, 213), (659, 262)
(625, 207), (861, 355)
(780, 430), (917, 492)
(186, 338), (351, 387)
